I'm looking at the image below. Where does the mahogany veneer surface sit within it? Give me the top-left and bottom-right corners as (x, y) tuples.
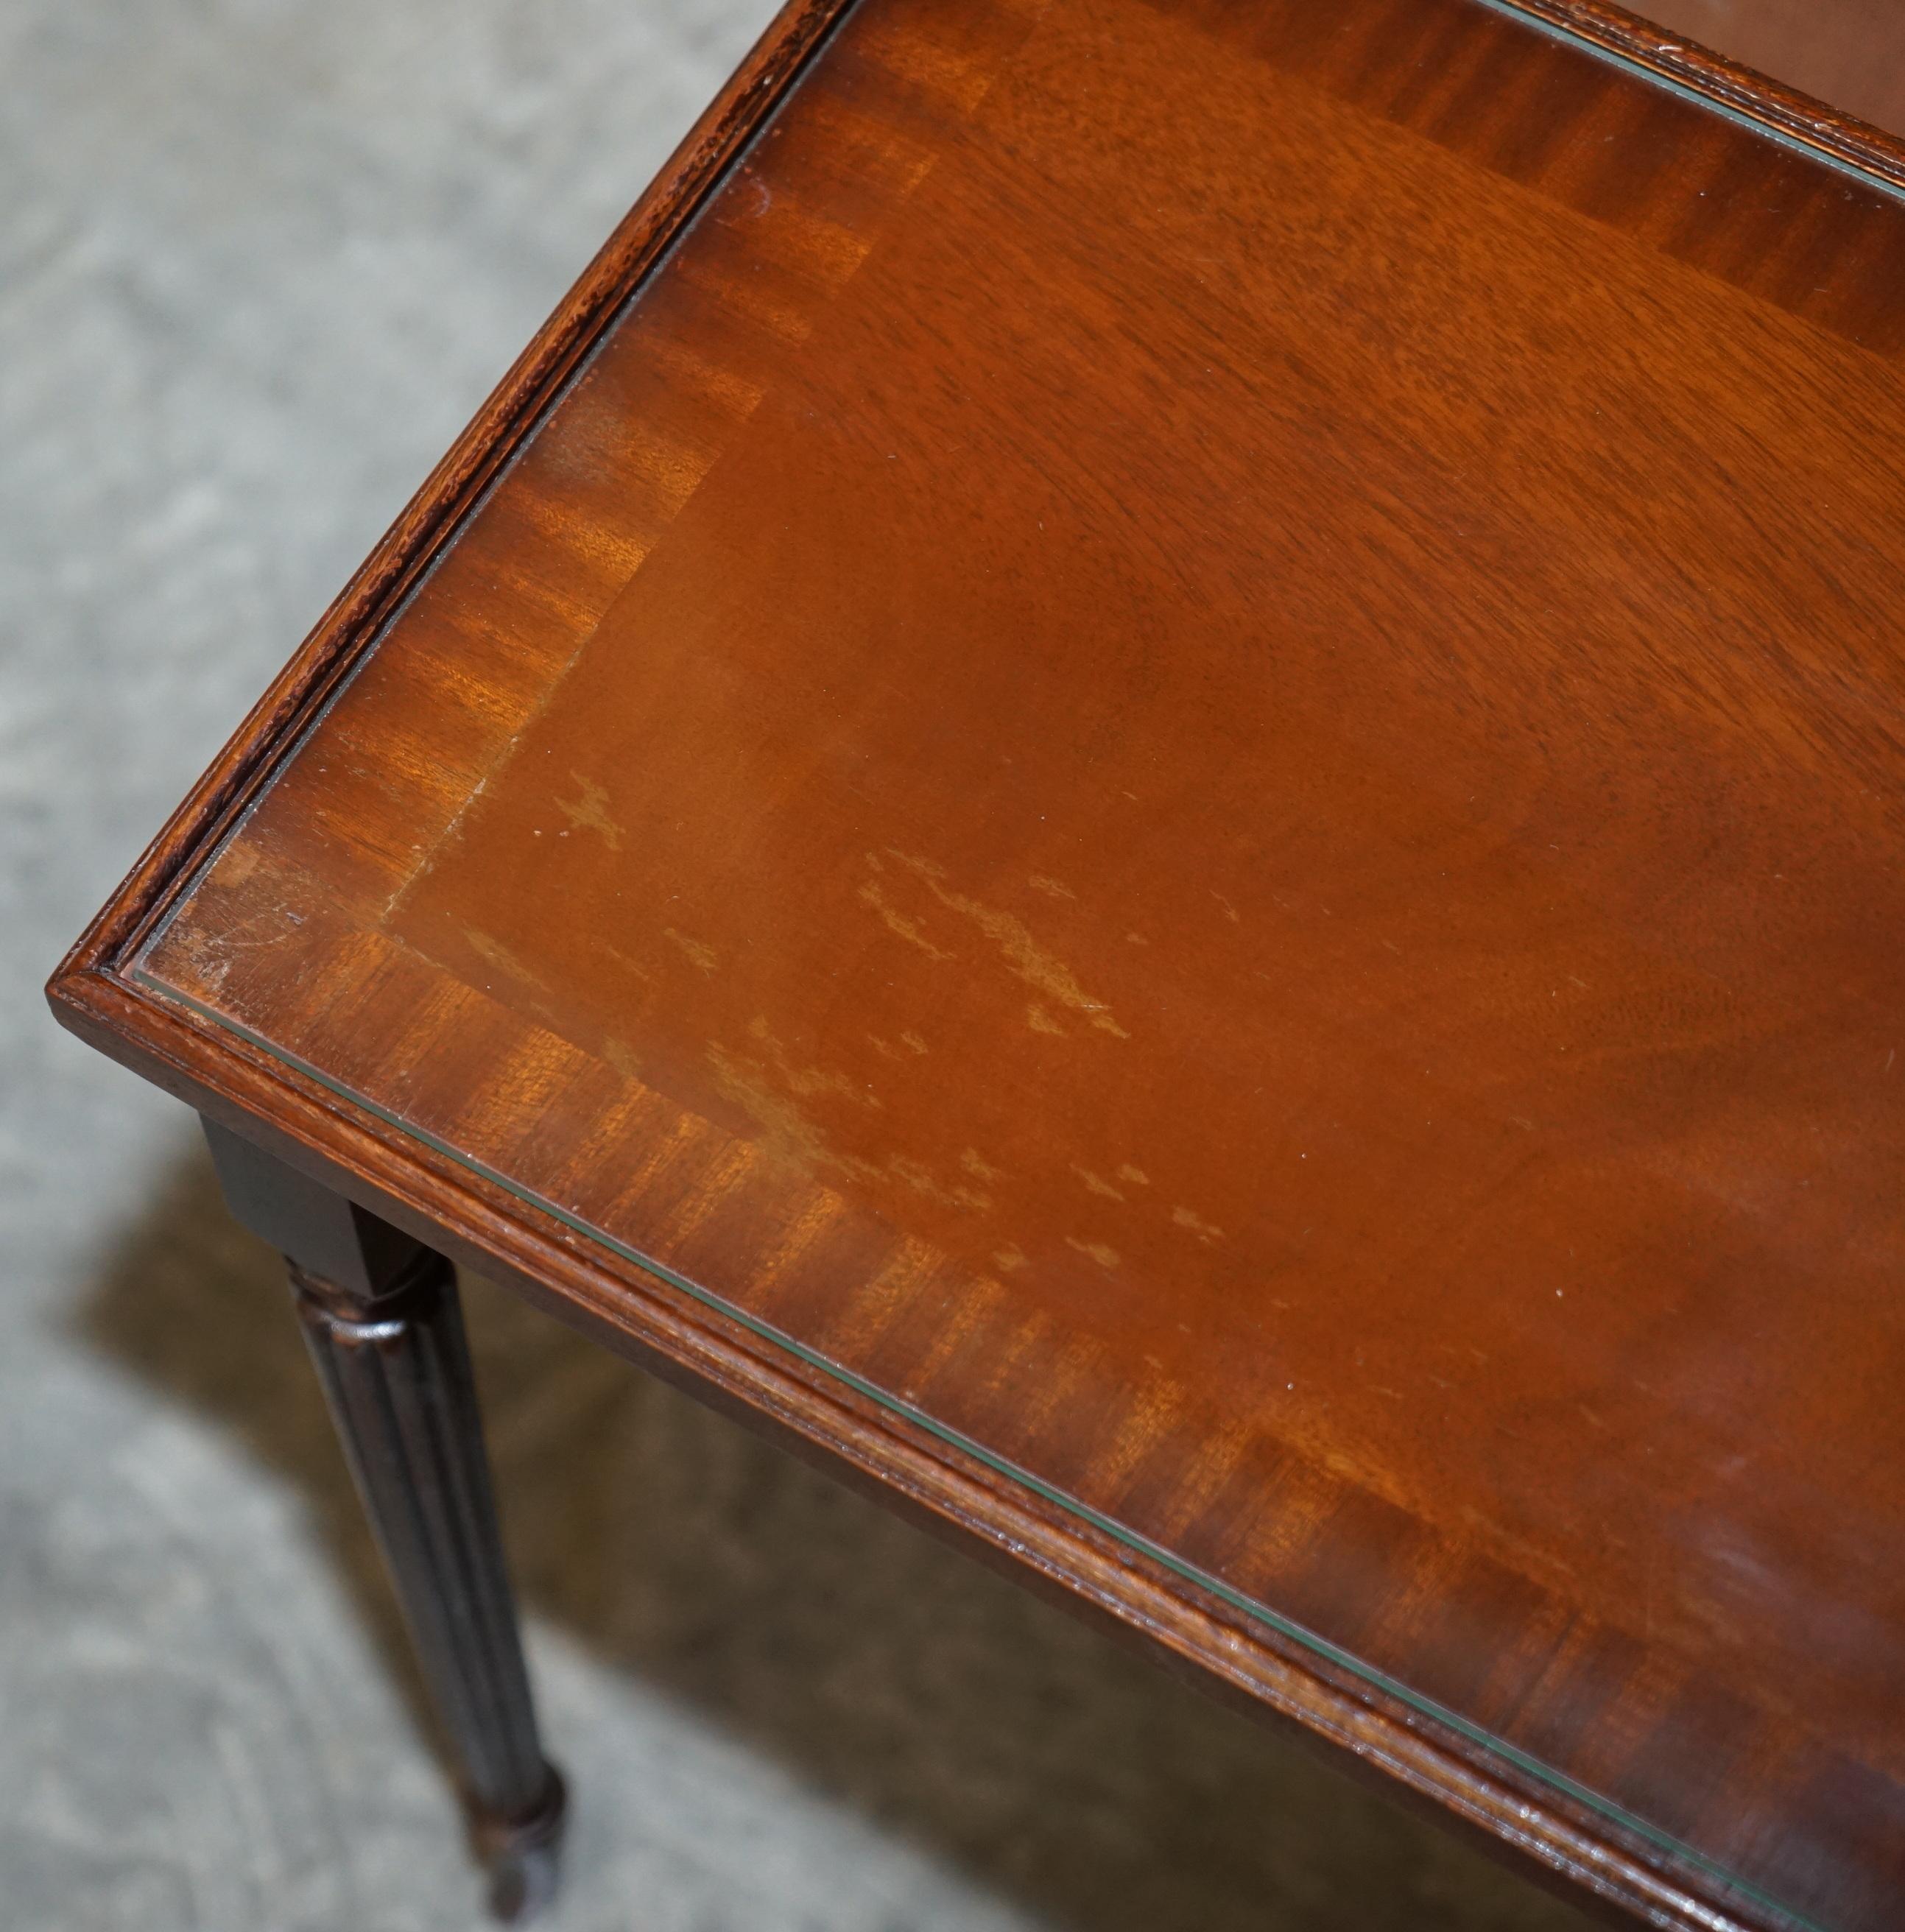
(88, 0), (1905, 1925)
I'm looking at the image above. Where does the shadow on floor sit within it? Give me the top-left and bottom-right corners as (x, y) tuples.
(77, 1141), (1594, 1932)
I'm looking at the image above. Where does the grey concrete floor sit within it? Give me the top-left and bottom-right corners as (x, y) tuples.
(2, 4), (1602, 1928)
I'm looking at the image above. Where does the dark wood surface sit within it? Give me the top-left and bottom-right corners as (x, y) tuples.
(51, 1), (1905, 1927)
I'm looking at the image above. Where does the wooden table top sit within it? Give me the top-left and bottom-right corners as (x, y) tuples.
(54, 2), (1905, 1926)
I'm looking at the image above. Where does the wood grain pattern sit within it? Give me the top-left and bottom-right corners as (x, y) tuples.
(50, 1), (1905, 1928)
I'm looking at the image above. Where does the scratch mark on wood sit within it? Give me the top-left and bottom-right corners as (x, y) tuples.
(598, 942), (652, 983)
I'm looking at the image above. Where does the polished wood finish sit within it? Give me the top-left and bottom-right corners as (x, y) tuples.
(203, 1121), (565, 1920)
(51, 2), (1905, 1927)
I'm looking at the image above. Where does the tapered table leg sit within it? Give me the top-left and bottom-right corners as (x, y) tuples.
(203, 1120), (566, 1921)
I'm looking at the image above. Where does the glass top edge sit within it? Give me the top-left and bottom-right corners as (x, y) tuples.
(1469, 0), (1905, 203)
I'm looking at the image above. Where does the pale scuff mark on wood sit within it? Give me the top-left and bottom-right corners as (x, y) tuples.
(705, 1033), (994, 1214)
(208, 837), (266, 889)
(1073, 1166), (1125, 1201)
(1066, 1237), (1121, 1269)
(858, 879), (956, 960)
(167, 902), (307, 996)
(747, 1015), (881, 1108)
(553, 771), (624, 850)
(663, 926), (719, 975)
(602, 1038), (645, 1084)
(467, 928), (549, 993)
(887, 848), (1127, 1037)
(707, 1039), (840, 1174)
(887, 1153), (990, 1212)
(1172, 1205), (1225, 1245)
(596, 941), (652, 983)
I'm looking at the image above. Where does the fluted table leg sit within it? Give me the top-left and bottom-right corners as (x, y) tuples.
(203, 1120), (566, 1921)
